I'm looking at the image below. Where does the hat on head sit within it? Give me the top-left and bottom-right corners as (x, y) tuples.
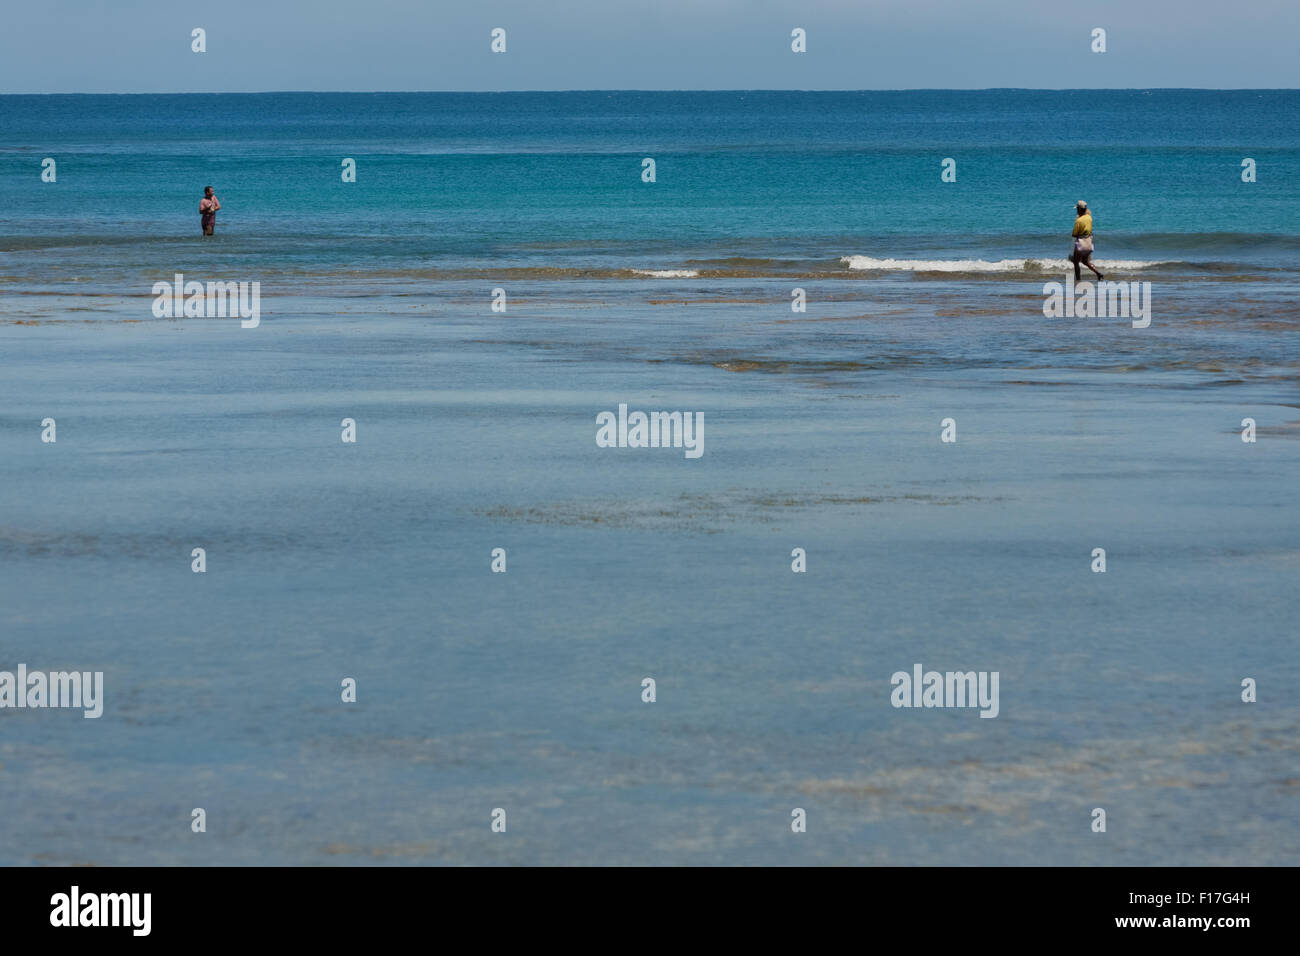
(1076, 200), (1088, 210)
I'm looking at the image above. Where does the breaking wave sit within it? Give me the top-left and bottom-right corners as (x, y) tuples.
(840, 256), (1174, 273)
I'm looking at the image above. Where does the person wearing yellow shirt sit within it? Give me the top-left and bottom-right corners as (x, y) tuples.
(1070, 200), (1104, 282)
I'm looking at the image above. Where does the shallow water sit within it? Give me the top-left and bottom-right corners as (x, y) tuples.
(1, 92), (1298, 864)
(2, 287), (1297, 864)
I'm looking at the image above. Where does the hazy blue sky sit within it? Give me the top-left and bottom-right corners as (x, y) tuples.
(2, 0), (1296, 92)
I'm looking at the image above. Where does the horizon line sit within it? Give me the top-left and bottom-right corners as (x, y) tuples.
(3, 87), (1298, 96)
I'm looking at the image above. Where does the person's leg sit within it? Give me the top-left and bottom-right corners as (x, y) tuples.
(1072, 251), (1081, 282)
(203, 223), (213, 236)
(1083, 253), (1102, 279)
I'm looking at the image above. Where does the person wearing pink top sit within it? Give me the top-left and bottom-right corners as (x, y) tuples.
(199, 186), (221, 236)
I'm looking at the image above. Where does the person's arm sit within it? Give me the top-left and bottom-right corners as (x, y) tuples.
(211, 197), (220, 211)
(1072, 218), (1084, 237)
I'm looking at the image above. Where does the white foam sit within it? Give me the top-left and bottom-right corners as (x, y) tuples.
(840, 255), (1171, 273)
(632, 269), (700, 278)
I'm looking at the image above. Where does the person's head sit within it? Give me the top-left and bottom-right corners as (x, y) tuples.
(204, 186), (214, 198)
(1076, 200), (1088, 216)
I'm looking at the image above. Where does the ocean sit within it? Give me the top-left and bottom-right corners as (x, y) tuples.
(1, 90), (1297, 865)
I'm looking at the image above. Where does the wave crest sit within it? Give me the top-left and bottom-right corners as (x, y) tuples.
(840, 255), (1172, 273)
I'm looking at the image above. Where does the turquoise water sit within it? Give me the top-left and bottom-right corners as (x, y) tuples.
(3, 91), (1300, 284)
(1, 92), (1297, 865)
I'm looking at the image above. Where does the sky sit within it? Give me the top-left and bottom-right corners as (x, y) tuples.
(1, 0), (1297, 93)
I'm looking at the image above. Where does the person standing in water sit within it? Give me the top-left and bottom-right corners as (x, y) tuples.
(1070, 200), (1103, 282)
(199, 186), (221, 236)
